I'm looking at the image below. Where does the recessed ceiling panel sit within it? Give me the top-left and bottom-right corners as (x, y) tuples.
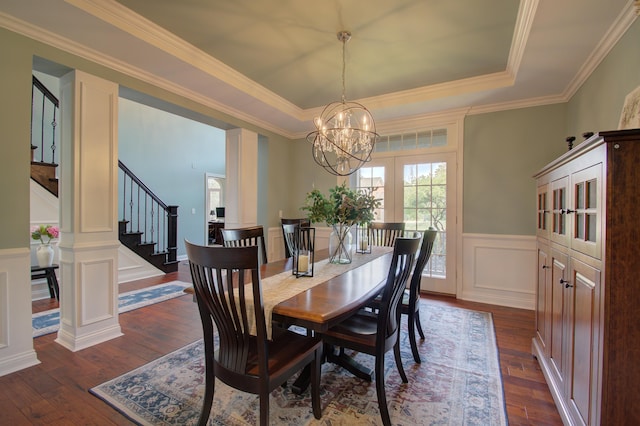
(116, 0), (519, 109)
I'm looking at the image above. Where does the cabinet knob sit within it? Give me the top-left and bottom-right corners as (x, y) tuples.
(542, 265), (550, 269)
(560, 279), (573, 288)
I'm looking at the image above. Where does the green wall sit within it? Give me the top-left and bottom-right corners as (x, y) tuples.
(567, 19), (640, 136)
(0, 30), (33, 249)
(463, 105), (567, 235)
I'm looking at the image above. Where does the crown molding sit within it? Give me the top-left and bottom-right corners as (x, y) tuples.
(466, 94), (567, 116)
(0, 11), (299, 138)
(506, 0), (539, 79)
(65, 0), (305, 120)
(563, 1), (638, 99)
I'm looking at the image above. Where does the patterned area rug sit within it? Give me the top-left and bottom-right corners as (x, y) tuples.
(32, 281), (191, 338)
(90, 302), (507, 425)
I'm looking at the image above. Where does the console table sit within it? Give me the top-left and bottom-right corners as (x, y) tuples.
(31, 264), (59, 300)
(208, 221), (224, 245)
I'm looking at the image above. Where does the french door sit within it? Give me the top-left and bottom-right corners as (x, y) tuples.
(354, 152), (457, 294)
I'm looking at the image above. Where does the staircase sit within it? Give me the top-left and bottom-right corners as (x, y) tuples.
(30, 75), (179, 273)
(31, 75), (59, 196)
(118, 161), (179, 273)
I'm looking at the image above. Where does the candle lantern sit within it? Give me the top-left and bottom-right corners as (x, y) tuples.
(356, 223), (371, 254)
(293, 226), (315, 278)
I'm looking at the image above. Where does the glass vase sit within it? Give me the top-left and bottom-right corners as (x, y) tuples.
(329, 224), (353, 264)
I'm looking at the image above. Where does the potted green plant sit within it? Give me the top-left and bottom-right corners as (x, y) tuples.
(302, 183), (380, 263)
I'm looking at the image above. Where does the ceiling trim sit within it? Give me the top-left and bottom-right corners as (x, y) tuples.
(65, 0), (536, 119)
(506, 0), (539, 80)
(0, 11), (296, 138)
(65, 0), (305, 118)
(563, 1), (638, 100)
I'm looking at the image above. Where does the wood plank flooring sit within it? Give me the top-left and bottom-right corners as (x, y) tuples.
(3, 262), (562, 425)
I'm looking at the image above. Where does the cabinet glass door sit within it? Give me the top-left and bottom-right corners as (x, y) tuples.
(571, 164), (601, 259)
(537, 184), (549, 238)
(550, 176), (570, 247)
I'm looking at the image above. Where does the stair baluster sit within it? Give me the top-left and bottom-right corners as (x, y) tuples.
(118, 160), (179, 273)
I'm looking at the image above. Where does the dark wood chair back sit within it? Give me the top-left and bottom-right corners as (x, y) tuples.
(185, 240), (322, 425)
(282, 222), (313, 259)
(403, 227), (437, 363)
(369, 221), (405, 247)
(220, 225), (268, 264)
(320, 232), (421, 426)
(280, 218), (310, 258)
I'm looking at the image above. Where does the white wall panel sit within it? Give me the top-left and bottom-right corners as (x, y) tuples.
(461, 233), (536, 310)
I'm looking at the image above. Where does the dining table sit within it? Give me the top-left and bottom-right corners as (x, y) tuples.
(255, 246), (394, 392)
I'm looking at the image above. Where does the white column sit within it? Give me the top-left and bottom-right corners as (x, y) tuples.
(0, 249), (40, 375)
(224, 128), (258, 229)
(55, 71), (122, 351)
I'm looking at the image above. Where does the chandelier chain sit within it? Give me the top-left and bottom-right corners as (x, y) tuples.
(341, 34), (346, 103)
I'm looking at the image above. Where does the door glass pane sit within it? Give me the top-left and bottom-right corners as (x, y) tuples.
(403, 162), (447, 279)
(356, 166), (385, 221)
(576, 213), (584, 239)
(587, 180), (597, 209)
(576, 183), (584, 209)
(587, 214), (597, 242)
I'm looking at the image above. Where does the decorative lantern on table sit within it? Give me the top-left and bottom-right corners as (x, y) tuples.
(355, 223), (371, 254)
(293, 226), (315, 278)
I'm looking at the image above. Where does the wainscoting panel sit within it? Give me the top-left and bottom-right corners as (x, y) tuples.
(0, 248), (40, 377)
(461, 233), (536, 310)
(79, 258), (116, 326)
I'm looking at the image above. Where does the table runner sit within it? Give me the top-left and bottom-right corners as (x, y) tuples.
(246, 246), (392, 339)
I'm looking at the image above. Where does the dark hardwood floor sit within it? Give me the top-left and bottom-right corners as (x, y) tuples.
(3, 262), (562, 425)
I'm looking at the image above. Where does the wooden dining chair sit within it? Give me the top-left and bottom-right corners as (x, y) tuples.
(403, 227), (437, 363)
(185, 241), (323, 426)
(281, 218), (310, 258)
(220, 225), (268, 264)
(369, 221), (405, 247)
(368, 227), (438, 363)
(320, 232), (421, 426)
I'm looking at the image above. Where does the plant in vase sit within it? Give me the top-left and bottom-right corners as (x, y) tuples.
(31, 224), (59, 267)
(302, 183), (380, 264)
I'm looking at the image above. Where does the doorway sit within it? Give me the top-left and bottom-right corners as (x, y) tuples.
(205, 173), (225, 244)
(351, 127), (459, 295)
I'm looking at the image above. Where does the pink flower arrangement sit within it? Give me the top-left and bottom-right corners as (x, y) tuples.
(31, 224), (60, 244)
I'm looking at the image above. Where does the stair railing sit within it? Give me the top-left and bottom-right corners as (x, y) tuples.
(31, 75), (59, 165)
(119, 160), (178, 267)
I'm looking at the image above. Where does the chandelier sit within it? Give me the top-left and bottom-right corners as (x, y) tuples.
(306, 31), (379, 176)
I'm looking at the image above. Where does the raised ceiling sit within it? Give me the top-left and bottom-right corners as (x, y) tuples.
(0, 0), (636, 137)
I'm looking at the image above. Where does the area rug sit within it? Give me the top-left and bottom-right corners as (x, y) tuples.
(90, 302), (507, 425)
(32, 281), (191, 338)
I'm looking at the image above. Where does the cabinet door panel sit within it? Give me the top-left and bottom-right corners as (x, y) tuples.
(549, 248), (568, 385)
(567, 259), (601, 426)
(535, 242), (551, 353)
